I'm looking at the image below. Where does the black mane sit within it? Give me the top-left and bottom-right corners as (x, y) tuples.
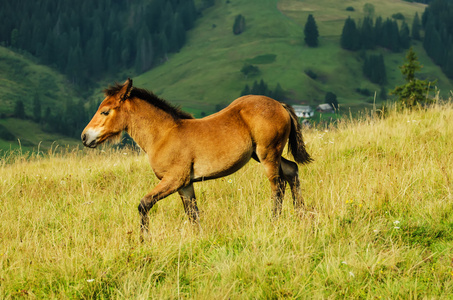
(104, 83), (194, 120)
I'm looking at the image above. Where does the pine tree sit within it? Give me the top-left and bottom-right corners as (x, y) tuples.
(241, 84), (250, 96)
(14, 100), (26, 119)
(363, 54), (387, 85)
(412, 12), (421, 40)
(374, 16), (383, 46)
(325, 92), (338, 109)
(304, 14), (319, 47)
(272, 83), (285, 101)
(233, 14), (246, 35)
(442, 49), (453, 79)
(360, 16), (375, 49)
(251, 80), (260, 95)
(391, 47), (436, 108)
(399, 21), (411, 49)
(259, 79), (269, 96)
(341, 17), (360, 50)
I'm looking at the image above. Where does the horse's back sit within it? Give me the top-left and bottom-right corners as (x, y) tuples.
(229, 95), (292, 135)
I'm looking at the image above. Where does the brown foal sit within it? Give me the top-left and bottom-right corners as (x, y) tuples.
(81, 79), (312, 240)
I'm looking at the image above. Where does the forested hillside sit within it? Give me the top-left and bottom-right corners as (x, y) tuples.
(0, 0), (197, 85)
(1, 0), (453, 150)
(422, 0), (453, 78)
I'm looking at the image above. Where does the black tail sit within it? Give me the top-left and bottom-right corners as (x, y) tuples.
(282, 103), (313, 165)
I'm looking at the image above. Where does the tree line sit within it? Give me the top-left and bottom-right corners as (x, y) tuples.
(241, 80), (286, 101)
(422, 0), (453, 78)
(340, 16), (412, 52)
(12, 96), (93, 138)
(0, 0), (197, 85)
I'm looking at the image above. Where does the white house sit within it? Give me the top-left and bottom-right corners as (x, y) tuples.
(293, 105), (314, 118)
(316, 103), (334, 113)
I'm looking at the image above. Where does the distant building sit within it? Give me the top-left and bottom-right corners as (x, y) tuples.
(316, 103), (334, 113)
(293, 105), (314, 118)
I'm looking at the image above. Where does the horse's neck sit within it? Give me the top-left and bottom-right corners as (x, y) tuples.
(126, 100), (177, 152)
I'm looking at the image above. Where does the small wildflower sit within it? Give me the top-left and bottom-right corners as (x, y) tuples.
(342, 261), (347, 265)
(349, 271), (355, 277)
(393, 220), (400, 225)
(394, 226), (400, 230)
(86, 279), (95, 283)
(228, 179), (233, 184)
(123, 152), (128, 155)
(373, 229), (379, 233)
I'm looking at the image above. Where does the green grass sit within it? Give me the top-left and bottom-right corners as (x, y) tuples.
(0, 118), (80, 153)
(134, 0), (450, 117)
(1, 103), (453, 298)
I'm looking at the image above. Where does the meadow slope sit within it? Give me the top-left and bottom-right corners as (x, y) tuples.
(1, 103), (453, 298)
(135, 0), (451, 116)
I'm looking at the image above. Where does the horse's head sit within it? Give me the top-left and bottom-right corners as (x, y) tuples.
(81, 78), (133, 148)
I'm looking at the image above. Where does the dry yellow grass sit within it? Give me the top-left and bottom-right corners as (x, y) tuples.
(1, 103), (453, 298)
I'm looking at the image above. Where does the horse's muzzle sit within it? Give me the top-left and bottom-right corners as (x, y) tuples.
(81, 132), (98, 148)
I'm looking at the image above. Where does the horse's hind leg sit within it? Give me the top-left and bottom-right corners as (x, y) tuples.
(178, 184), (199, 222)
(280, 157), (305, 213)
(258, 154), (286, 218)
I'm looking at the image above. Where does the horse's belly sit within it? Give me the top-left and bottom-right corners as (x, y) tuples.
(192, 149), (252, 181)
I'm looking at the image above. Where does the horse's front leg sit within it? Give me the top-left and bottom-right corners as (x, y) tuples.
(138, 178), (185, 241)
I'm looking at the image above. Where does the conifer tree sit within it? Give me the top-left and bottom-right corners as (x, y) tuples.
(304, 14), (319, 47)
(360, 16), (375, 49)
(411, 12), (421, 40)
(341, 17), (360, 50)
(399, 21), (411, 49)
(325, 92), (338, 109)
(233, 14), (246, 35)
(14, 100), (26, 119)
(363, 54), (386, 85)
(241, 84), (250, 96)
(272, 83), (285, 101)
(391, 47), (436, 108)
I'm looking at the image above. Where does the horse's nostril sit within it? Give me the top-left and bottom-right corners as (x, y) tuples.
(82, 133), (87, 143)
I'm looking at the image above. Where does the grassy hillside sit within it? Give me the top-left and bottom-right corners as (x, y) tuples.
(0, 46), (84, 151)
(0, 118), (81, 153)
(1, 0), (451, 150)
(1, 103), (453, 298)
(0, 47), (81, 116)
(135, 0), (451, 116)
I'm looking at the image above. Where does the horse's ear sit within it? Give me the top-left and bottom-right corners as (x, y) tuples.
(120, 78), (133, 101)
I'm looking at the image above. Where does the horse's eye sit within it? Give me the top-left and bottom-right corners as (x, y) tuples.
(101, 110), (110, 116)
